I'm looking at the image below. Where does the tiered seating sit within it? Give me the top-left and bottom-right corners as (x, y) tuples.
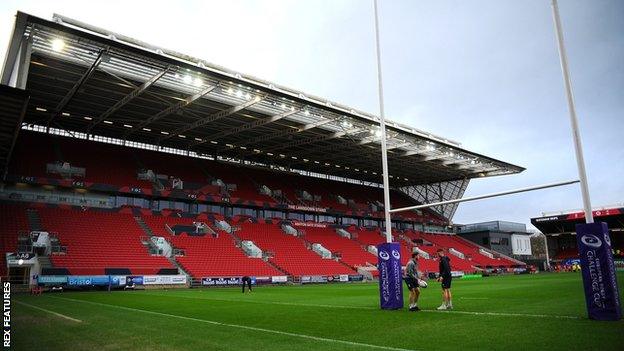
(300, 226), (376, 268)
(136, 149), (211, 187)
(9, 131), (446, 223)
(39, 207), (174, 275)
(347, 226), (385, 247)
(0, 203), (30, 278)
(142, 215), (281, 277)
(57, 137), (152, 188)
(236, 221), (354, 276)
(555, 248), (578, 259)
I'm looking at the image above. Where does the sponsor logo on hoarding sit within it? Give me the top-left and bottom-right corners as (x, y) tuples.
(201, 277), (241, 286)
(38, 276), (68, 284)
(271, 276), (287, 283)
(349, 275), (364, 281)
(126, 276), (144, 285)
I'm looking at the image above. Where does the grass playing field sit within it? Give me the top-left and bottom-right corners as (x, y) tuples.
(10, 272), (624, 350)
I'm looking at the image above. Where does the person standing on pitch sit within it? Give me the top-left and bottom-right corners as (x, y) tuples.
(436, 249), (453, 310)
(405, 252), (422, 311)
(241, 276), (252, 293)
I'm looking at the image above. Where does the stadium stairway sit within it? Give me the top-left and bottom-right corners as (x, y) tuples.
(26, 208), (43, 232)
(235, 221), (354, 277)
(227, 224), (290, 276)
(134, 216), (191, 277)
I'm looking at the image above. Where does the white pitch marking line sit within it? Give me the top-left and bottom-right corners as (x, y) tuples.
(15, 300), (83, 323)
(420, 309), (579, 320)
(458, 297), (490, 300)
(49, 296), (416, 351)
(139, 292), (580, 320)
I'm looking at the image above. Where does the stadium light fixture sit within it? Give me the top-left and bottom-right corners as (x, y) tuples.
(123, 124), (133, 128)
(314, 160), (319, 164)
(240, 146), (247, 150)
(51, 38), (65, 52)
(210, 141), (218, 144)
(160, 131), (169, 135)
(83, 116), (93, 121)
(236, 90), (243, 98)
(103, 120), (113, 124)
(183, 75), (192, 84)
(142, 128), (151, 132)
(253, 149), (261, 153)
(178, 134), (186, 138)
(266, 152), (274, 156)
(61, 112), (70, 117)
(194, 138), (202, 142)
(193, 78), (203, 87)
(36, 107), (47, 112)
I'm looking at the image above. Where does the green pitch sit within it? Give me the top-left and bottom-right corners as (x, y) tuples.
(11, 273), (624, 350)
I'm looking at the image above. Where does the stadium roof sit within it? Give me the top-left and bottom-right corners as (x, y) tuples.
(531, 204), (624, 234)
(1, 11), (524, 187)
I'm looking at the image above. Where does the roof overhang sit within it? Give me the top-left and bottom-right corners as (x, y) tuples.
(1, 11), (525, 187)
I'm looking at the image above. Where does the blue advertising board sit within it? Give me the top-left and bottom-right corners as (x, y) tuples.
(38, 276), (68, 285)
(576, 222), (622, 321)
(126, 276), (144, 285)
(377, 242), (403, 310)
(67, 275), (111, 286)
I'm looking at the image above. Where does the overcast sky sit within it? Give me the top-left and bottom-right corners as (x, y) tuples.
(1, 0), (622, 229)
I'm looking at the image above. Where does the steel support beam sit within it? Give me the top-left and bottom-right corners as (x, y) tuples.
(47, 49), (107, 126)
(160, 95), (265, 143)
(191, 108), (301, 147)
(86, 66), (170, 133)
(127, 85), (216, 136)
(229, 116), (339, 149)
(262, 128), (364, 153)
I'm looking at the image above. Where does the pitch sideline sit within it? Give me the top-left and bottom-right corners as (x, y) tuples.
(48, 296), (417, 351)
(15, 300), (83, 323)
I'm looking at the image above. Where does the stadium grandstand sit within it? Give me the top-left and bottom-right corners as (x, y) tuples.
(532, 204), (624, 270)
(1, 12), (527, 288)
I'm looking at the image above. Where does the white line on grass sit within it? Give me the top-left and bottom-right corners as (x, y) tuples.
(458, 297), (490, 300)
(15, 300), (83, 323)
(139, 292), (580, 320)
(49, 296), (416, 351)
(419, 309), (579, 320)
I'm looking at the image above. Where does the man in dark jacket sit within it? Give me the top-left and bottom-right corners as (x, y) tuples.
(436, 249), (453, 310)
